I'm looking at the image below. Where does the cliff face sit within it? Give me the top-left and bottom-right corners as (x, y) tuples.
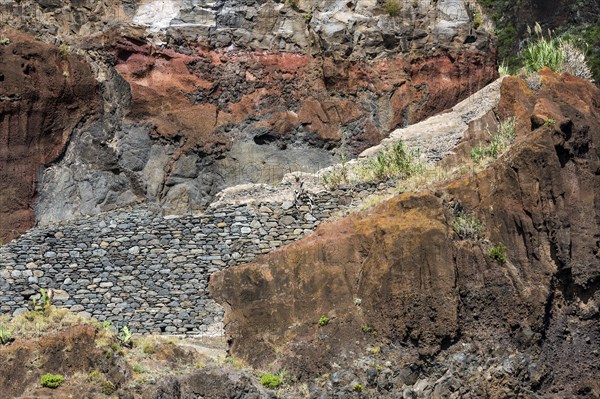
(0, 0), (497, 238)
(0, 31), (99, 242)
(210, 70), (600, 397)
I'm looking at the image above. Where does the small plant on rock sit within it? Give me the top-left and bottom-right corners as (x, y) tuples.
(118, 325), (133, 347)
(100, 320), (113, 330)
(318, 316), (330, 326)
(32, 288), (52, 314)
(0, 37), (10, 46)
(40, 373), (64, 389)
(260, 373), (283, 389)
(384, 0), (400, 16)
(0, 325), (13, 345)
(322, 157), (349, 190)
(544, 118), (556, 126)
(58, 43), (70, 57)
(498, 60), (511, 76)
(133, 364), (146, 373)
(360, 141), (423, 182)
(452, 212), (485, 240)
(473, 11), (483, 29)
(488, 243), (508, 264)
(471, 118), (516, 163)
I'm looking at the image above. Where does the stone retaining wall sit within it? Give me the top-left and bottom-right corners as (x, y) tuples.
(0, 185), (370, 335)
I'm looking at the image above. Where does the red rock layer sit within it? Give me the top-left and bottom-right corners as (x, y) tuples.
(114, 37), (497, 155)
(0, 31), (99, 243)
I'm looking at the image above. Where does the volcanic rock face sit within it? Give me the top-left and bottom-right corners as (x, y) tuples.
(210, 70), (600, 396)
(114, 38), (496, 155)
(0, 31), (98, 243)
(1, 0), (497, 236)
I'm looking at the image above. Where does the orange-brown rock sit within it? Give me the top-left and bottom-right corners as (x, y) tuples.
(0, 325), (126, 398)
(210, 71), (600, 396)
(114, 37), (497, 155)
(0, 30), (99, 243)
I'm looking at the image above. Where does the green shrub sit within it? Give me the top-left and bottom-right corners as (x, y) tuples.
(40, 373), (64, 389)
(361, 324), (372, 333)
(473, 12), (483, 29)
(0, 37), (10, 46)
(488, 243), (508, 264)
(260, 373), (283, 389)
(384, 0), (400, 16)
(100, 320), (113, 330)
(353, 383), (363, 392)
(322, 155), (349, 190)
(470, 145), (487, 163)
(497, 23), (518, 67)
(318, 316), (330, 326)
(452, 212), (484, 240)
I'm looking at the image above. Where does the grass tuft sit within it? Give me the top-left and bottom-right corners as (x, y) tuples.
(359, 141), (423, 182)
(384, 0), (400, 16)
(471, 118), (516, 164)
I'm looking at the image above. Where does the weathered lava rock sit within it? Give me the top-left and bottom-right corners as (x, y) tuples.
(114, 37), (498, 155)
(210, 70), (600, 396)
(0, 31), (99, 243)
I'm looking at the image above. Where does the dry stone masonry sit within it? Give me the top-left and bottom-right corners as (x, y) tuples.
(0, 183), (371, 335)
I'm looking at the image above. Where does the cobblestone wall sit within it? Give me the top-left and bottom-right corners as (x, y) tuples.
(0, 185), (368, 335)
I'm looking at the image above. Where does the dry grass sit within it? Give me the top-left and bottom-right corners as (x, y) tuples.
(356, 193), (395, 211)
(0, 306), (102, 340)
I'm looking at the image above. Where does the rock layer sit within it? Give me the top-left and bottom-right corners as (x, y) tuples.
(114, 36), (497, 154)
(0, 31), (99, 243)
